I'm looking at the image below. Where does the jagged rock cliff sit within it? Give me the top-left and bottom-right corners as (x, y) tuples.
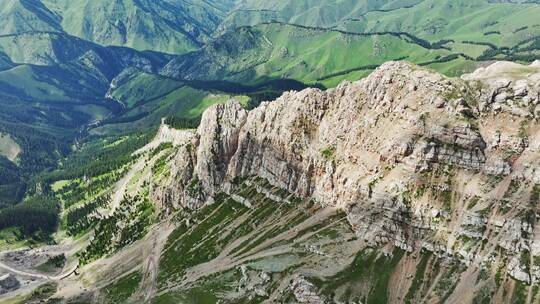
(152, 61), (539, 299)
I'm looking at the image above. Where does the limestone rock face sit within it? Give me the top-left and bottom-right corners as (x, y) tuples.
(154, 61), (540, 283)
(196, 102), (248, 197)
(462, 61), (540, 117)
(154, 101), (248, 209)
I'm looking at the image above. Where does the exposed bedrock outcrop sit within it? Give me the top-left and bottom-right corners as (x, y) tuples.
(154, 60), (540, 283)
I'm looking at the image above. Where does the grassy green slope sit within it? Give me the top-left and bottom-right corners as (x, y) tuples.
(0, 65), (103, 102)
(0, 32), (95, 66)
(42, 0), (235, 54)
(220, 0), (423, 30)
(340, 0), (540, 46)
(108, 70), (185, 109)
(0, 33), (171, 105)
(253, 23), (447, 86)
(162, 23), (453, 87)
(198, 0), (540, 87)
(0, 0), (62, 35)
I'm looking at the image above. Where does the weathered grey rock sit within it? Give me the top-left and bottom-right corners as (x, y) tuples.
(463, 61), (540, 118)
(482, 158), (512, 176)
(195, 101), (248, 197)
(291, 275), (325, 304)
(0, 274), (20, 295)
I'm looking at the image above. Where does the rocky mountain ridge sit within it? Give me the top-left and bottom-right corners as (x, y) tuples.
(153, 60), (539, 293)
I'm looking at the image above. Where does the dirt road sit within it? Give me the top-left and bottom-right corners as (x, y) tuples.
(110, 158), (146, 213)
(137, 221), (175, 303)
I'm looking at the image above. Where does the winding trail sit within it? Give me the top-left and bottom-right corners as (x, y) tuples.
(0, 261), (77, 281)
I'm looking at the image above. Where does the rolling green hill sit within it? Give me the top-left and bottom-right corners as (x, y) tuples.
(0, 32), (97, 66)
(0, 0), (62, 35)
(339, 0), (540, 45)
(90, 68), (310, 135)
(219, 0), (423, 31)
(41, 0), (236, 54)
(0, 31), (173, 106)
(1, 0), (239, 55)
(162, 0), (540, 88)
(161, 22), (455, 87)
